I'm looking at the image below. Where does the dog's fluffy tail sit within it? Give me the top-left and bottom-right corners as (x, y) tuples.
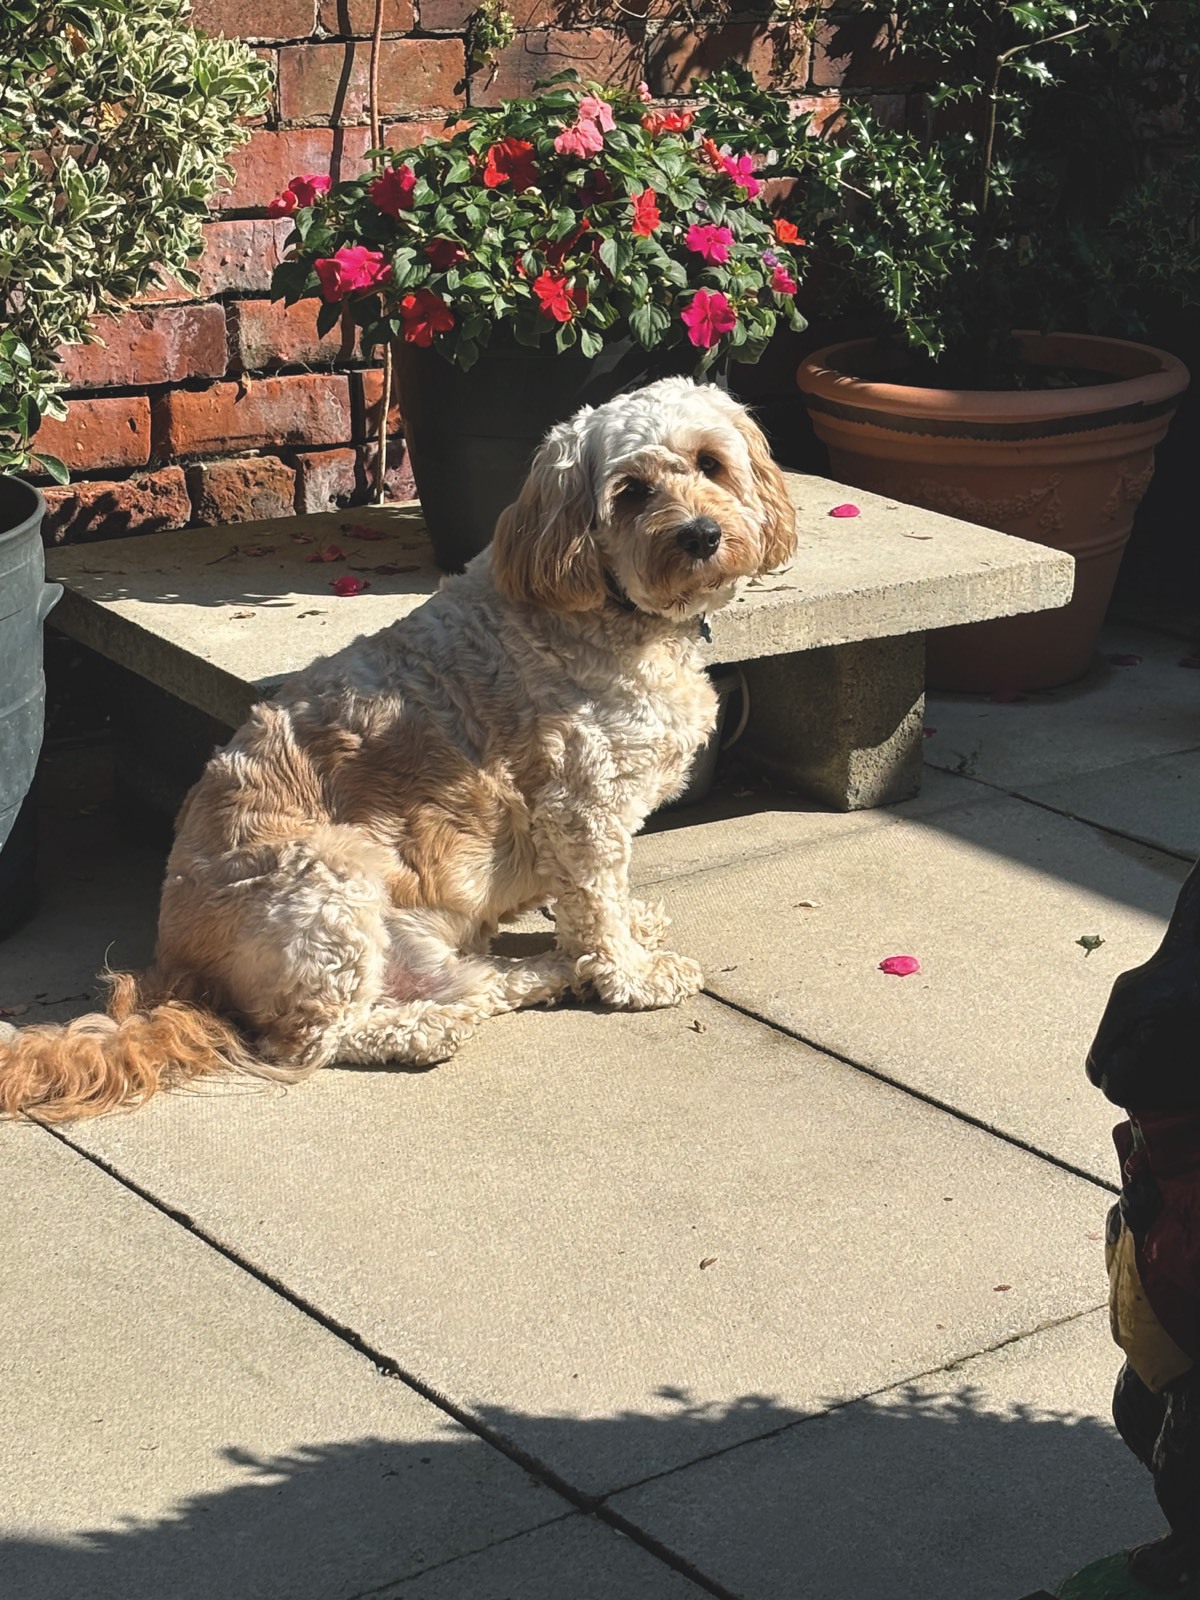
(0, 971), (298, 1124)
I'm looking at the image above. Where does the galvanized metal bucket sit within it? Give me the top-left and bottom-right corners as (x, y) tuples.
(0, 476), (59, 935)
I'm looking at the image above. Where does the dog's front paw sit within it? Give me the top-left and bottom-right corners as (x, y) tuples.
(576, 948), (703, 1011)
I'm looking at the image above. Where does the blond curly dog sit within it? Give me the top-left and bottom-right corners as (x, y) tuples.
(1, 378), (796, 1121)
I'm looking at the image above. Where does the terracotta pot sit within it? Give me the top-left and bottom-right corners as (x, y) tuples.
(795, 333), (1190, 690)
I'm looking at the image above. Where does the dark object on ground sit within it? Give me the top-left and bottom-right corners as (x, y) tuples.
(1088, 859), (1200, 1579)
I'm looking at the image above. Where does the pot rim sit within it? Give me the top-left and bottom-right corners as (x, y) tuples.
(0, 474), (47, 544)
(796, 331), (1190, 425)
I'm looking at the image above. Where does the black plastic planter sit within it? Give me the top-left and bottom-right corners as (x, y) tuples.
(393, 335), (704, 571)
(0, 476), (60, 938)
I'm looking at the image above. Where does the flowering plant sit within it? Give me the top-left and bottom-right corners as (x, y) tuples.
(270, 73), (806, 373)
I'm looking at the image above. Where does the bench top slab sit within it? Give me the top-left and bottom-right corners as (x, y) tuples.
(46, 473), (1074, 729)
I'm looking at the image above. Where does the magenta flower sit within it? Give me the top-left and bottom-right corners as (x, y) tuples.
(680, 288), (737, 349)
(314, 245), (392, 301)
(267, 173), (331, 215)
(771, 265), (798, 295)
(686, 222), (734, 265)
(722, 152), (762, 199)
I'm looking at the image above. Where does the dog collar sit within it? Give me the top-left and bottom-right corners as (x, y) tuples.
(603, 568), (711, 642)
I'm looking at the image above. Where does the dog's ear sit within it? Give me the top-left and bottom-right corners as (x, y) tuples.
(491, 415), (606, 612)
(734, 407), (797, 574)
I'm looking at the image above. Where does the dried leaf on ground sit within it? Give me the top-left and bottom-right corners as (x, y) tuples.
(689, 1018), (708, 1033)
(341, 523), (389, 541)
(240, 544), (276, 558)
(231, 609), (255, 619)
(699, 1257), (718, 1270)
(1077, 934), (1104, 956)
(306, 543), (345, 563)
(0, 1003), (29, 1017)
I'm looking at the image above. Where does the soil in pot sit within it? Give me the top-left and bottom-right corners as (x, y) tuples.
(796, 332), (1190, 691)
(393, 334), (706, 572)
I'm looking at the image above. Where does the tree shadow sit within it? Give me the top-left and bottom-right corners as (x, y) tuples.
(2, 1384), (1161, 1600)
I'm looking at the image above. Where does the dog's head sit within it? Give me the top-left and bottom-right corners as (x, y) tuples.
(491, 378), (796, 619)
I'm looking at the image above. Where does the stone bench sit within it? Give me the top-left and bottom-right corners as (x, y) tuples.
(44, 472), (1073, 813)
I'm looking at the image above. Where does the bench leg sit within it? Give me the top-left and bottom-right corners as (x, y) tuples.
(735, 633), (926, 811)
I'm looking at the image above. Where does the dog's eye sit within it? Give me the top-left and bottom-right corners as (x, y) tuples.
(617, 477), (652, 502)
(698, 453), (721, 477)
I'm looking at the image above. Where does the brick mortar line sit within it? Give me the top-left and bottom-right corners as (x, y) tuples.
(29, 1117), (739, 1600)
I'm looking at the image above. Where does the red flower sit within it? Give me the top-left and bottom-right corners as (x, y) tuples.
(483, 137), (537, 193)
(314, 245), (392, 301)
(267, 173), (330, 215)
(686, 222), (733, 264)
(532, 270), (585, 323)
(290, 173), (331, 207)
(770, 265), (798, 295)
(331, 574), (370, 597)
(542, 216), (590, 268)
(642, 109), (694, 136)
(680, 288), (736, 349)
(700, 137), (725, 172)
(424, 237), (467, 271)
(774, 218), (805, 246)
(579, 168), (614, 205)
(400, 287), (455, 347)
(630, 188), (660, 237)
(369, 165), (417, 217)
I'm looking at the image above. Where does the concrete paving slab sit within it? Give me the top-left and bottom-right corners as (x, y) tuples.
(378, 1517), (708, 1598)
(637, 765), (989, 888)
(1023, 750), (1200, 863)
(0, 1127), (571, 1600)
(44, 477), (1073, 729)
(658, 795), (1188, 1183)
(62, 998), (1109, 1500)
(609, 1310), (1160, 1600)
(925, 624), (1200, 791)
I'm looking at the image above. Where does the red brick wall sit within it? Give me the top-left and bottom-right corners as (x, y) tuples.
(38, 2), (902, 544)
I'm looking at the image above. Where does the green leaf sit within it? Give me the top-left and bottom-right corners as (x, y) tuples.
(32, 452), (69, 484)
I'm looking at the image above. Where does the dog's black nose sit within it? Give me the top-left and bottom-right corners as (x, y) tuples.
(676, 517), (722, 559)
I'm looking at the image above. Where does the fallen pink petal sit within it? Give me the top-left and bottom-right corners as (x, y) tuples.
(1180, 655), (1200, 669)
(331, 574), (370, 596)
(990, 687), (1027, 704)
(342, 524), (389, 541)
(306, 543), (346, 563)
(879, 955), (920, 977)
(829, 503), (860, 518)
(923, 726), (938, 739)
(1107, 652), (1142, 666)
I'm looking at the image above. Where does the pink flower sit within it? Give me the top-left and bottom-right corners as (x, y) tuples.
(314, 245), (392, 301)
(686, 223), (733, 265)
(369, 165), (417, 217)
(680, 289), (737, 349)
(331, 574), (370, 596)
(879, 955), (920, 977)
(637, 80), (653, 103)
(722, 152), (762, 199)
(828, 503), (859, 518)
(577, 94), (615, 132)
(555, 118), (605, 158)
(771, 265), (798, 295)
